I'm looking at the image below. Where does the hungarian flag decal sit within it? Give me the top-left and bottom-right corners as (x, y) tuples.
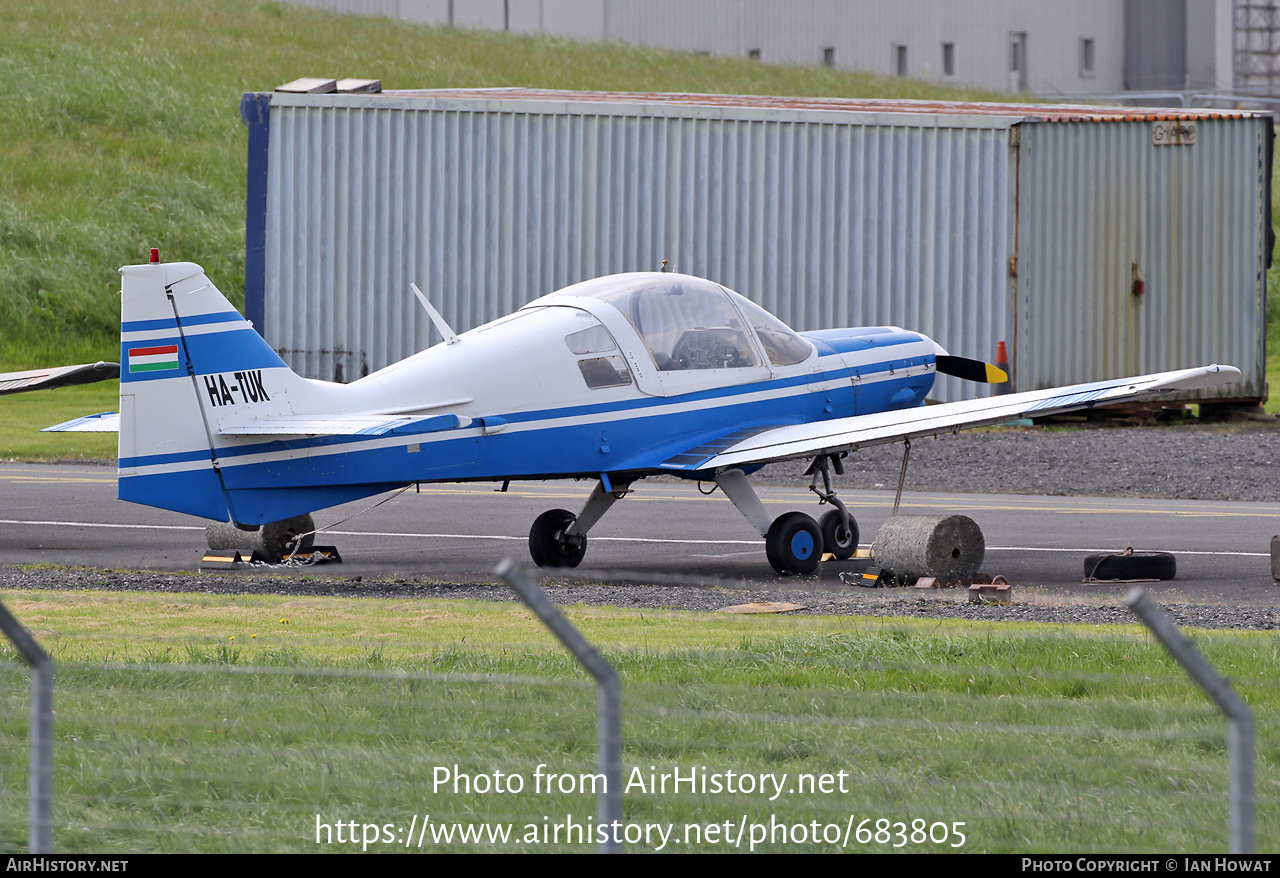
(128, 344), (180, 373)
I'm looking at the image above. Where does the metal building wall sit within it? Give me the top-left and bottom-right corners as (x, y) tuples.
(1014, 116), (1269, 400)
(257, 92), (1017, 401)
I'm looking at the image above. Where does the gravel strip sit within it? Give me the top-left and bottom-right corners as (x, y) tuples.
(3, 559), (1276, 632)
(756, 421), (1280, 502)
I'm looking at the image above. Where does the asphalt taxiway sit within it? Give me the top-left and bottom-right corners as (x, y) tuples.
(0, 462), (1276, 602)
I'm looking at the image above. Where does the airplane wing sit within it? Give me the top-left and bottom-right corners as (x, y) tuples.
(699, 364), (1242, 471)
(0, 362), (119, 395)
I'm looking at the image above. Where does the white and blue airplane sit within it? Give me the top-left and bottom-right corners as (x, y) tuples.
(51, 258), (1240, 574)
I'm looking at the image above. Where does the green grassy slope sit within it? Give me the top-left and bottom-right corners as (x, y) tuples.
(3, 0), (1276, 442)
(0, 0), (1015, 371)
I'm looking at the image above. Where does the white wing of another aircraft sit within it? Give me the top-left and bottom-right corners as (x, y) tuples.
(0, 362), (119, 396)
(698, 364), (1239, 471)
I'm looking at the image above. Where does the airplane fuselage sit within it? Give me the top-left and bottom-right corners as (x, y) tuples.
(116, 271), (939, 525)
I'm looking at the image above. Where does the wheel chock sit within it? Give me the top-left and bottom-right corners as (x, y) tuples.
(916, 574), (993, 589)
(295, 545), (343, 564)
(200, 545), (342, 569)
(840, 567), (912, 588)
(968, 576), (1012, 604)
(201, 550), (251, 569)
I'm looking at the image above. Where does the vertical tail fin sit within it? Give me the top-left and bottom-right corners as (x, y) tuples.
(117, 261), (295, 523)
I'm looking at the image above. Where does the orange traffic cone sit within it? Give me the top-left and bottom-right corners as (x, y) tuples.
(994, 341), (1011, 395)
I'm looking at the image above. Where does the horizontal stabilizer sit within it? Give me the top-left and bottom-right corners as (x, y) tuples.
(701, 364), (1241, 471)
(0, 362), (119, 395)
(43, 412), (120, 433)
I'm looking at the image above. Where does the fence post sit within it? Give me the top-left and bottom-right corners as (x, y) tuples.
(0, 600), (53, 853)
(496, 560), (622, 853)
(1125, 587), (1254, 854)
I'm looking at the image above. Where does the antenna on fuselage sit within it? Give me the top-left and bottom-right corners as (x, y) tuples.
(410, 283), (460, 345)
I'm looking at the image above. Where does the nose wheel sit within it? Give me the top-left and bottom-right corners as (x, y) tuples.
(819, 509), (859, 560)
(809, 453), (859, 561)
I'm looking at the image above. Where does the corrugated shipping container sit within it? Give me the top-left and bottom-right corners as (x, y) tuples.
(241, 88), (1271, 403)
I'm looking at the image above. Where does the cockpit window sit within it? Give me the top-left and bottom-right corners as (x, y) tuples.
(565, 322), (616, 355)
(563, 315), (631, 388)
(585, 277), (762, 371)
(734, 296), (815, 366)
(578, 356), (632, 388)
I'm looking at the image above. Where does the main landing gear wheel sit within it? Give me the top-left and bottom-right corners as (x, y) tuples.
(529, 508), (587, 569)
(765, 512), (823, 575)
(819, 509), (859, 560)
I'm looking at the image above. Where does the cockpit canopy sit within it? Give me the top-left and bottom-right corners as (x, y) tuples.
(532, 274), (813, 370)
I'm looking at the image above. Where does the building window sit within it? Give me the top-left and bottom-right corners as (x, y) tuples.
(747, 48), (762, 61)
(1079, 37), (1095, 78)
(1008, 32), (1027, 91)
(894, 44), (908, 77)
(942, 42), (955, 77)
(823, 46), (835, 68)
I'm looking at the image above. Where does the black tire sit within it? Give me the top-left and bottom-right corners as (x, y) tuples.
(1083, 551), (1176, 581)
(529, 508), (587, 569)
(765, 512), (823, 575)
(819, 509), (859, 560)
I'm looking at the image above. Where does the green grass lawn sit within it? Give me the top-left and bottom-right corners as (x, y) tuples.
(0, 587), (1276, 853)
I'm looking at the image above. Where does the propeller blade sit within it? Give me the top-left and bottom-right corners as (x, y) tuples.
(935, 355), (1009, 384)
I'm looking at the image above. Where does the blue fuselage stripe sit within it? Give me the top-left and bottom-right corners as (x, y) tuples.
(118, 353), (928, 469)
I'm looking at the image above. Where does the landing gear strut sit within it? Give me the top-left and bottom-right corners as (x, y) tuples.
(715, 467), (825, 575)
(808, 454), (859, 560)
(528, 479), (631, 569)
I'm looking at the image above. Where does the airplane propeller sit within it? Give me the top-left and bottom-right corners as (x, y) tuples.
(935, 355), (1008, 384)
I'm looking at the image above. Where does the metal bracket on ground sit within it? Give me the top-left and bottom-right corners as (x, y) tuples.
(200, 546), (343, 569)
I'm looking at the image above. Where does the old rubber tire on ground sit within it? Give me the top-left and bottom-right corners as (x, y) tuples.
(205, 514), (315, 563)
(1083, 551), (1176, 581)
(529, 508), (587, 568)
(819, 509), (859, 560)
(765, 512), (823, 575)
